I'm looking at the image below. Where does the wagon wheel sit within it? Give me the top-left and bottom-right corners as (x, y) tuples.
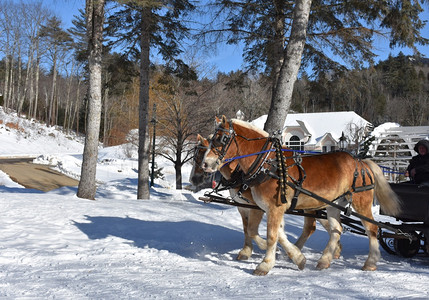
(378, 228), (397, 255)
(393, 232), (421, 258)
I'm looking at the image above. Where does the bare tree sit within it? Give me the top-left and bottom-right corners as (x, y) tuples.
(39, 16), (73, 125)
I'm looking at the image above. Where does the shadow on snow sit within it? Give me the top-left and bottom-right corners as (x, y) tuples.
(73, 215), (243, 260)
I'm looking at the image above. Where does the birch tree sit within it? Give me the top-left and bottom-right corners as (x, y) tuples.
(77, 0), (106, 200)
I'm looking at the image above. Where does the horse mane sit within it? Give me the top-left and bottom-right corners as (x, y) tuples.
(231, 118), (269, 138)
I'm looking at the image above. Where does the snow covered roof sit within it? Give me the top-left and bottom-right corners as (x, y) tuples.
(251, 111), (372, 145)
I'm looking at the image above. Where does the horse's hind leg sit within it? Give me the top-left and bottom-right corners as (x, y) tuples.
(295, 213), (342, 259)
(295, 215), (316, 250)
(317, 218), (343, 259)
(354, 194), (380, 271)
(316, 206), (343, 270)
(236, 207), (266, 260)
(361, 219), (380, 271)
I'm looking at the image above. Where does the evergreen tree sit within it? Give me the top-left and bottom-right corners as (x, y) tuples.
(201, 0), (428, 133)
(106, 0), (195, 199)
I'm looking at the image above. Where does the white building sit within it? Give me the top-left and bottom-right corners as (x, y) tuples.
(252, 111), (372, 153)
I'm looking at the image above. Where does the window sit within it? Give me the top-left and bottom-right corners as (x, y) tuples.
(287, 135), (304, 151)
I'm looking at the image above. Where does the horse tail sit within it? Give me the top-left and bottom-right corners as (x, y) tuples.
(363, 159), (402, 216)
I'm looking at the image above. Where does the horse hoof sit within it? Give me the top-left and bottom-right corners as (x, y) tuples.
(253, 269), (268, 276)
(316, 261), (330, 270)
(362, 265), (377, 271)
(236, 254), (249, 261)
(297, 256), (306, 270)
(333, 243), (343, 259)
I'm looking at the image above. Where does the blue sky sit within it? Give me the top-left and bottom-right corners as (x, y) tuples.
(48, 0), (428, 73)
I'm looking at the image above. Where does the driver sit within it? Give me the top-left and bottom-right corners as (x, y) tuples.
(406, 140), (429, 184)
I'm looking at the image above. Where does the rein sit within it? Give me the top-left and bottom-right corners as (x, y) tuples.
(223, 148), (321, 163)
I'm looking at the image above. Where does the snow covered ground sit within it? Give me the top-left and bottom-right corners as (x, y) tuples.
(1, 108), (429, 299)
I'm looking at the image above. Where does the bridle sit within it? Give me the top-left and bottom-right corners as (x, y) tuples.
(209, 120), (238, 163)
(209, 120), (274, 174)
(192, 140), (211, 181)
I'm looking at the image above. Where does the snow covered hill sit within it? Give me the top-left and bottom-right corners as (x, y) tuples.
(0, 108), (428, 299)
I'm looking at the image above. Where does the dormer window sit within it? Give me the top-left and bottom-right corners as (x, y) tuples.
(287, 135), (304, 151)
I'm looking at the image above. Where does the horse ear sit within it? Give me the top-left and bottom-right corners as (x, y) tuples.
(215, 116), (221, 126)
(221, 115), (228, 125)
(197, 134), (203, 143)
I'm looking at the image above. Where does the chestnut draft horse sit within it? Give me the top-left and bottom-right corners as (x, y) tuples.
(190, 135), (342, 261)
(202, 116), (401, 276)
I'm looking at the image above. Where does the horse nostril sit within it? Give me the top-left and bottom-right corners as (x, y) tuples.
(203, 162), (208, 170)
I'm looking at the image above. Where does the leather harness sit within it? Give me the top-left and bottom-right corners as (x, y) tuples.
(211, 123), (375, 211)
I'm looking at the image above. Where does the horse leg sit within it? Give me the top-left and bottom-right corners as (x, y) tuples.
(354, 195), (380, 271)
(254, 208), (305, 275)
(294, 214), (342, 259)
(236, 207), (253, 260)
(277, 218), (307, 270)
(316, 206), (343, 270)
(361, 219), (380, 271)
(236, 207), (266, 260)
(248, 209), (267, 250)
(317, 218), (343, 259)
(294, 216), (316, 250)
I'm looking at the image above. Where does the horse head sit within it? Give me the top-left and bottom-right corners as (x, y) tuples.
(202, 115), (238, 173)
(189, 134), (211, 187)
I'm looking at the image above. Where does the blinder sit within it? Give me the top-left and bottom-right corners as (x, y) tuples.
(209, 121), (236, 161)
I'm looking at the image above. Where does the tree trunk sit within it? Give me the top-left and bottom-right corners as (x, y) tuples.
(49, 51), (57, 125)
(3, 56), (10, 109)
(16, 54), (22, 113)
(64, 63), (75, 132)
(270, 0), (286, 93)
(264, 0), (312, 135)
(77, 0), (105, 200)
(7, 55), (14, 108)
(137, 6), (151, 199)
(175, 163), (182, 190)
(33, 48), (41, 119)
(18, 51), (32, 117)
(102, 73), (110, 145)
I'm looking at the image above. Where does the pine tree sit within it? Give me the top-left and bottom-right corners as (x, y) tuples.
(201, 0), (428, 133)
(106, 0), (195, 199)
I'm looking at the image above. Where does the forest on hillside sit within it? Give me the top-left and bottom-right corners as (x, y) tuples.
(0, 1), (428, 147)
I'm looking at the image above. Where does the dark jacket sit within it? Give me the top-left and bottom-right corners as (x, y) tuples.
(407, 140), (429, 184)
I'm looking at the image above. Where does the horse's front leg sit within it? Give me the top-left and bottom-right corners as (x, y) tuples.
(253, 207), (282, 276)
(247, 208), (267, 250)
(253, 207), (305, 275)
(237, 207), (266, 260)
(316, 206), (343, 270)
(236, 207), (253, 261)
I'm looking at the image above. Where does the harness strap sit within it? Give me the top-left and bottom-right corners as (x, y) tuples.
(351, 160), (375, 193)
(243, 137), (272, 180)
(284, 180), (399, 232)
